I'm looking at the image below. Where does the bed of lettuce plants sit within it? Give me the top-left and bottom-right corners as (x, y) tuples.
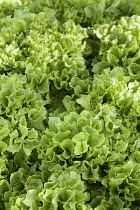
(1, 0), (140, 209)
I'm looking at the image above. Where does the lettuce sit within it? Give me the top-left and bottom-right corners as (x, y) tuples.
(1, 0), (140, 209)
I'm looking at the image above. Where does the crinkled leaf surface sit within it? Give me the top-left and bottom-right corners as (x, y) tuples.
(1, 0), (140, 209)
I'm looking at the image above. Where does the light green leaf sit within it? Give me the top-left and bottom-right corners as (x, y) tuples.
(92, 62), (110, 74)
(76, 95), (91, 111)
